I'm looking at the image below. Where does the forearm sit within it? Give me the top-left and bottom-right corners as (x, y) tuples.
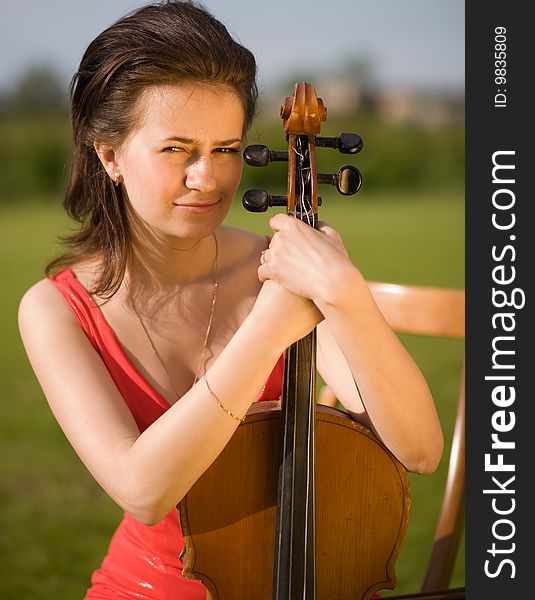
(22, 279), (318, 526)
(316, 266), (443, 474)
(115, 313), (283, 523)
(259, 214), (443, 473)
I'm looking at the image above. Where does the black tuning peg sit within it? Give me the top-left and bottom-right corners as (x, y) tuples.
(315, 133), (363, 154)
(318, 165), (362, 195)
(242, 189), (288, 212)
(243, 189), (323, 212)
(243, 144), (289, 167)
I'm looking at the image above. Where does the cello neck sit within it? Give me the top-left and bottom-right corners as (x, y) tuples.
(273, 330), (317, 599)
(272, 83), (324, 600)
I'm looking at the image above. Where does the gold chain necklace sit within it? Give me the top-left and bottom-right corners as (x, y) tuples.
(130, 234), (219, 402)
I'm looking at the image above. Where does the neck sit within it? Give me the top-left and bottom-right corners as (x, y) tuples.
(130, 232), (217, 289)
(125, 203), (220, 290)
(123, 231), (219, 323)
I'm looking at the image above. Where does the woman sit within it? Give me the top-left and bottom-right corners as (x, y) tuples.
(18, 1), (443, 598)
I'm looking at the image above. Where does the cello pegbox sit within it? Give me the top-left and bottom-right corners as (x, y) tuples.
(280, 83), (327, 135)
(315, 132), (364, 154)
(243, 145), (289, 167)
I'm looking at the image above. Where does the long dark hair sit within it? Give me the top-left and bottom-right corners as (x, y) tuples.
(46, 0), (258, 298)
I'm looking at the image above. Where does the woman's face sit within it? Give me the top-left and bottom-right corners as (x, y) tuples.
(115, 83), (245, 243)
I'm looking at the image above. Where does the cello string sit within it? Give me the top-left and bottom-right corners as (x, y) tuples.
(293, 138), (314, 227)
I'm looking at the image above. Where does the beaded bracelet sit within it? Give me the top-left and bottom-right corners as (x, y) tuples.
(204, 376), (246, 423)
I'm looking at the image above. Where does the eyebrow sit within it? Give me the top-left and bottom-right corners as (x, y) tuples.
(160, 136), (243, 145)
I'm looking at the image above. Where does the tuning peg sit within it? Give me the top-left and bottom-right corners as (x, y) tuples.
(243, 189), (324, 212)
(318, 165), (362, 195)
(243, 145), (289, 167)
(242, 189), (288, 212)
(315, 133), (363, 154)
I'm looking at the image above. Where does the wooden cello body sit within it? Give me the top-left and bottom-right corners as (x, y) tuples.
(179, 403), (409, 599)
(177, 83), (411, 599)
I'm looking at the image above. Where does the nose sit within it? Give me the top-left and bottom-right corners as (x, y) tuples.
(184, 156), (217, 193)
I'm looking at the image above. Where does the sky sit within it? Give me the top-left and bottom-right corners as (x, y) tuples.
(0, 0), (464, 95)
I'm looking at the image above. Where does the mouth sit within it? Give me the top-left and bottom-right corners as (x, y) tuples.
(173, 199), (222, 214)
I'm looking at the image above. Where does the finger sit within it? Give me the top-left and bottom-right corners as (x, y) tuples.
(269, 213), (293, 233)
(257, 263), (270, 282)
(316, 220), (340, 239)
(260, 248), (274, 267)
(267, 232), (278, 249)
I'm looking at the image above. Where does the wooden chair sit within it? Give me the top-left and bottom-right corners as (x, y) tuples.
(319, 281), (465, 599)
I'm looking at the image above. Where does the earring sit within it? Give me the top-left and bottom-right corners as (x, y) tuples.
(113, 172), (121, 187)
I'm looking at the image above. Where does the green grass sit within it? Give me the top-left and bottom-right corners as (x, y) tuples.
(0, 188), (464, 598)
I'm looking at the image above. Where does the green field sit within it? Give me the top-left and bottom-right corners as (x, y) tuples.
(0, 187), (464, 598)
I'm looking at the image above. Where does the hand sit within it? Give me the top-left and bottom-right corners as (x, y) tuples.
(258, 214), (360, 305)
(250, 279), (323, 348)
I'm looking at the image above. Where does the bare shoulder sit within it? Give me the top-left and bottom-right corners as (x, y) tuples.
(19, 255), (101, 324)
(218, 225), (268, 269)
(19, 277), (71, 315)
(19, 276), (75, 315)
(215, 226), (268, 314)
(18, 277), (78, 344)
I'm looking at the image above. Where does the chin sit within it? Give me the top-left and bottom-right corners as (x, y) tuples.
(166, 220), (222, 242)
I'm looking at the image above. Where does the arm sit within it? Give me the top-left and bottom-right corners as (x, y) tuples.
(19, 278), (321, 525)
(258, 214), (444, 475)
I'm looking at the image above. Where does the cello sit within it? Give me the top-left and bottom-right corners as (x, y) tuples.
(178, 83), (410, 600)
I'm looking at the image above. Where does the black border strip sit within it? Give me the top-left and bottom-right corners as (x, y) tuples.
(466, 2), (530, 597)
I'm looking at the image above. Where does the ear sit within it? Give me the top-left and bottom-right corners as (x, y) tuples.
(94, 141), (120, 181)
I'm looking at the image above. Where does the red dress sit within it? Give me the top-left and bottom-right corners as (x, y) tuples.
(49, 268), (284, 599)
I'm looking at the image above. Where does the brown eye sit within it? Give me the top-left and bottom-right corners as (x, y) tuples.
(215, 147), (241, 154)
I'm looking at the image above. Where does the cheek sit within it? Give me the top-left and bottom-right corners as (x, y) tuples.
(122, 155), (177, 201)
(123, 171), (156, 207)
(219, 159), (243, 193)
(122, 173), (171, 224)
(120, 152), (151, 190)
